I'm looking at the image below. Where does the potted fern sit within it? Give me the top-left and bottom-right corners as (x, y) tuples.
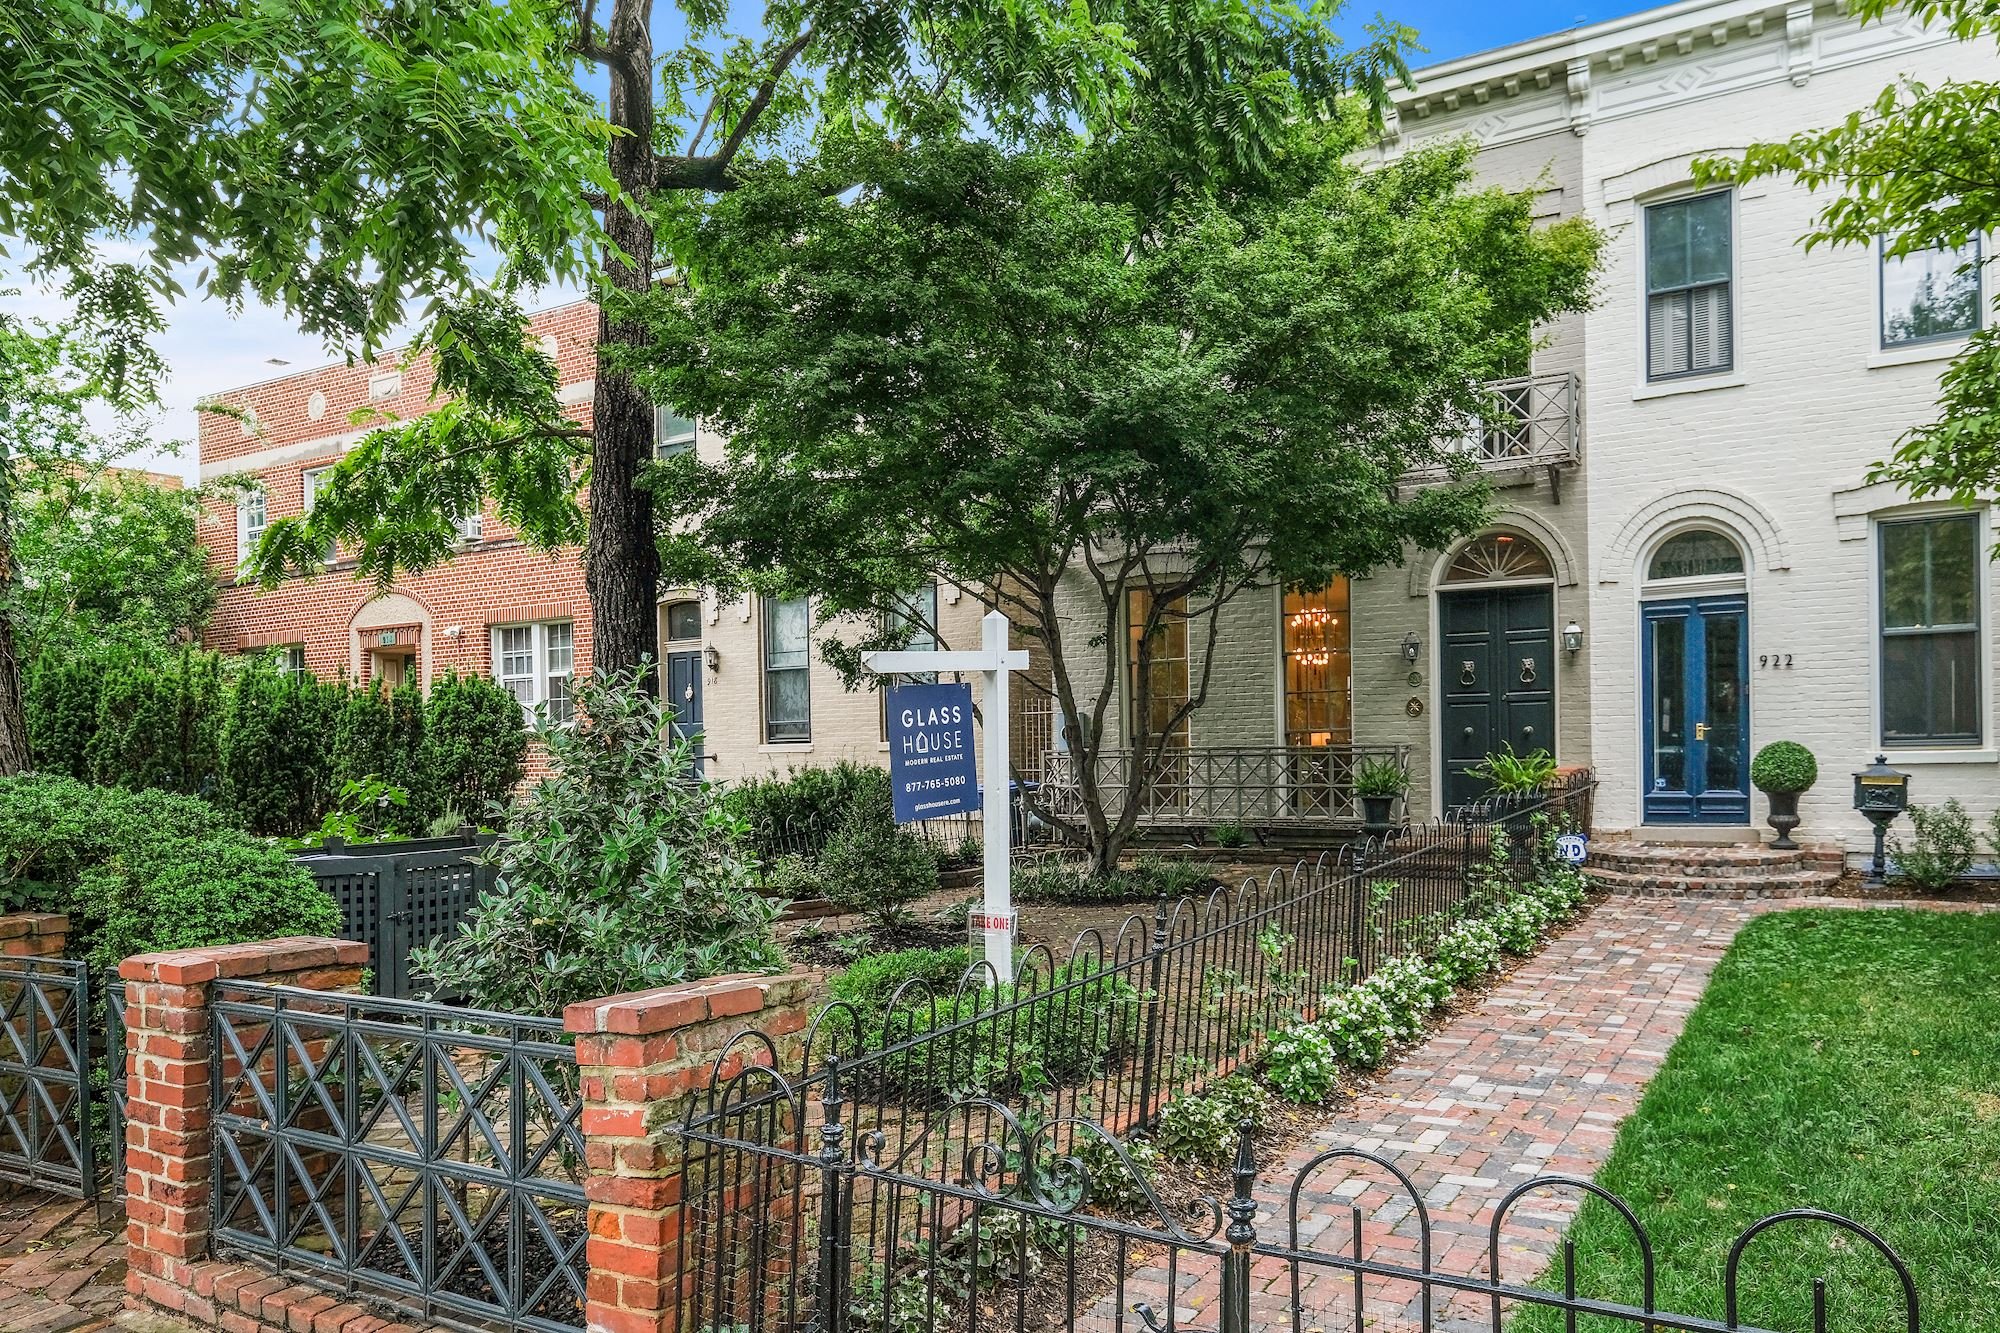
(1469, 744), (1558, 809)
(1353, 756), (1411, 834)
(1750, 741), (1816, 850)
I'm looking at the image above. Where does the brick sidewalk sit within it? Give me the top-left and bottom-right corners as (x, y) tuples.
(0, 1194), (125, 1333)
(1091, 894), (1984, 1332)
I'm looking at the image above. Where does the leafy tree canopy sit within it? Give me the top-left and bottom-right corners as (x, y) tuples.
(1, 0), (610, 395)
(625, 114), (1602, 865)
(15, 465), (216, 661)
(208, 0), (1423, 675)
(1698, 0), (2000, 517)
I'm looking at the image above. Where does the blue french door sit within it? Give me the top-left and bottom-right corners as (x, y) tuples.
(1642, 595), (1749, 823)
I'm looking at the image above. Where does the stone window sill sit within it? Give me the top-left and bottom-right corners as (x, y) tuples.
(1631, 372), (1748, 402)
(1880, 748), (1997, 766)
(1866, 340), (1970, 370)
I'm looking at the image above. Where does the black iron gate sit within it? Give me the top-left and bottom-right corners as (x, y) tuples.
(0, 956), (97, 1198)
(297, 836), (494, 999)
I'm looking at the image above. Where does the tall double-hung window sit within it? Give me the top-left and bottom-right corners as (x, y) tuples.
(1879, 514), (1982, 746)
(763, 596), (812, 742)
(1646, 192), (1733, 380)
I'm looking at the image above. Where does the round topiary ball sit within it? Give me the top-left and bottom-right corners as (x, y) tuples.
(1750, 741), (1818, 795)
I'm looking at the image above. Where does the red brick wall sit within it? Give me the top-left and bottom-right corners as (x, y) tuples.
(198, 302), (603, 691)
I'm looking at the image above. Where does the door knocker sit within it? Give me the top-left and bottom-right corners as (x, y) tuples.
(1519, 657), (1538, 685)
(1459, 660), (1477, 686)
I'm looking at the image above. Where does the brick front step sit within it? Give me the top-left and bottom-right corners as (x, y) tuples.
(1587, 841), (1844, 878)
(1582, 865), (1843, 899)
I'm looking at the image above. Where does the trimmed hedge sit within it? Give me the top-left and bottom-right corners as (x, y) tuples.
(0, 773), (339, 972)
(22, 645), (527, 838)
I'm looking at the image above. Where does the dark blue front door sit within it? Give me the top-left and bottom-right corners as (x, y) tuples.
(666, 649), (705, 776)
(1642, 595), (1748, 824)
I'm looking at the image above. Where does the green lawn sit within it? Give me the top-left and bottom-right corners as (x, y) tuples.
(1515, 909), (2000, 1333)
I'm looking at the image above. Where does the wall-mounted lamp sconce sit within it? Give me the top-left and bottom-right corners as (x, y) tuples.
(1562, 621), (1585, 653)
(704, 645), (722, 673)
(443, 625), (463, 640)
(1400, 632), (1422, 663)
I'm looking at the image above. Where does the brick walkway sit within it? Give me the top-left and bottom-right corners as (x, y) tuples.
(0, 1194), (124, 1333)
(1091, 894), (1984, 1332)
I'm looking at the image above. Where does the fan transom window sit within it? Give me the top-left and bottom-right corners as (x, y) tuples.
(1442, 530), (1555, 584)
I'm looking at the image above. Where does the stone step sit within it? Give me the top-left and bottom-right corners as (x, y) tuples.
(1586, 842), (1844, 877)
(1582, 864), (1843, 900)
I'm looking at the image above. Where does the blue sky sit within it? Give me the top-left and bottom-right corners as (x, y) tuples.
(9, 1), (1664, 481)
(1369, 3), (1655, 67)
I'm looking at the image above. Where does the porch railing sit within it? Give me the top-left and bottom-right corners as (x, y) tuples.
(1036, 744), (1412, 826)
(1414, 370), (1581, 477)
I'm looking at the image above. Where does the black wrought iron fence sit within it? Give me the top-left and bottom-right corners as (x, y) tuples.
(209, 982), (586, 1333)
(771, 776), (1593, 1151)
(104, 982), (126, 1200)
(678, 1074), (1918, 1333)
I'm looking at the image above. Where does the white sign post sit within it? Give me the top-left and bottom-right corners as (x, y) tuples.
(865, 610), (1029, 982)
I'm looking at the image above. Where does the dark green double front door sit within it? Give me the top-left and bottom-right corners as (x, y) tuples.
(1440, 586), (1555, 810)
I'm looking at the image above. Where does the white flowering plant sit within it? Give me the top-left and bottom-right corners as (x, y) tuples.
(1262, 1021), (1341, 1103)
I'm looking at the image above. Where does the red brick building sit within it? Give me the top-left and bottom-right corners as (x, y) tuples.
(198, 301), (602, 720)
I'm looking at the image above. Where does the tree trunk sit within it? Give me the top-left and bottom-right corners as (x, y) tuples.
(585, 0), (663, 684)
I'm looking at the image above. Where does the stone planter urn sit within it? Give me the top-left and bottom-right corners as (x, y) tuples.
(1764, 789), (1802, 850)
(1360, 794), (1396, 836)
(1750, 741), (1817, 853)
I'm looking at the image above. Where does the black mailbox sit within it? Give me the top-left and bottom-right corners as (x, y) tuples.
(1853, 754), (1910, 884)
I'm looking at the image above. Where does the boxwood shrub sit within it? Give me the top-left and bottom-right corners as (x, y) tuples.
(0, 773), (340, 973)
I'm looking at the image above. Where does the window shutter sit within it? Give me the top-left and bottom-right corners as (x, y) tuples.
(1649, 293), (1689, 377)
(1690, 284), (1731, 372)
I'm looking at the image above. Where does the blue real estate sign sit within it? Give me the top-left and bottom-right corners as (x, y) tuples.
(885, 681), (982, 823)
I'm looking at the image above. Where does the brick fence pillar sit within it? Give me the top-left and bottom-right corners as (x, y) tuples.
(0, 912), (68, 959)
(118, 936), (369, 1314)
(564, 970), (821, 1333)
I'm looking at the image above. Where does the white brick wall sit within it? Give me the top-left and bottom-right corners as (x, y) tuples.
(1396, 1), (2000, 847)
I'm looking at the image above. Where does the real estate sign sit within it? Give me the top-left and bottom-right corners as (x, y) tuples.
(885, 681), (981, 824)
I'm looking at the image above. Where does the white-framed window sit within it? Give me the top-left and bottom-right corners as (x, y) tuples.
(1878, 513), (1983, 747)
(1646, 191), (1733, 381)
(1881, 237), (1983, 348)
(276, 645), (306, 677)
(493, 621), (575, 725)
(300, 466), (336, 563)
(762, 596), (811, 743)
(655, 407), (697, 459)
(236, 489), (268, 568)
(453, 507), (484, 544)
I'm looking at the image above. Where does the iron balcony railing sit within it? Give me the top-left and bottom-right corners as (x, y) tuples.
(1037, 744), (1413, 826)
(1413, 370), (1581, 478)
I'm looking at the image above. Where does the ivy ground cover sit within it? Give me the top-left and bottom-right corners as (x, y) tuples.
(1518, 909), (2000, 1332)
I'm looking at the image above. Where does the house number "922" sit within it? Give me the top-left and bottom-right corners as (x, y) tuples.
(1758, 654), (1794, 670)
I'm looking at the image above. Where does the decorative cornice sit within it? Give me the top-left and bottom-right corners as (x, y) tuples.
(1393, 0), (1958, 154)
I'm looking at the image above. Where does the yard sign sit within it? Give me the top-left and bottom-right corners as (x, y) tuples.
(885, 681), (980, 822)
(864, 611), (1030, 981)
